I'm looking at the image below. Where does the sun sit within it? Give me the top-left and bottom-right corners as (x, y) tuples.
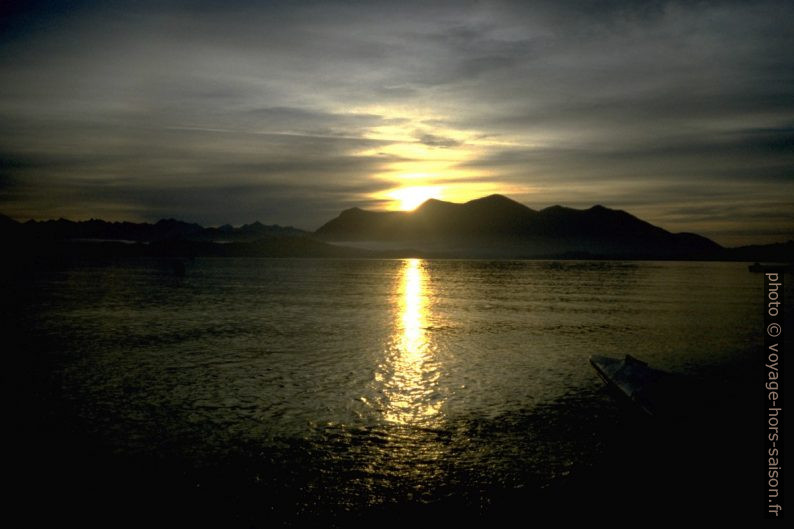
(389, 186), (443, 211)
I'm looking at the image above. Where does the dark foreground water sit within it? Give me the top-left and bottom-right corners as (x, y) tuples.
(2, 258), (785, 524)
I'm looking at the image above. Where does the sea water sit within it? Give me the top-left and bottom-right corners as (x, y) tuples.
(4, 258), (771, 522)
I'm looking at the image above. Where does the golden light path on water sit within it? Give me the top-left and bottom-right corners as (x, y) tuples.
(379, 258), (443, 426)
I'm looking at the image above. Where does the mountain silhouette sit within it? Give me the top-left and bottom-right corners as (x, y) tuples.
(315, 195), (535, 241)
(2, 217), (307, 243)
(0, 216), (369, 259)
(315, 194), (723, 258)
(2, 196), (791, 260)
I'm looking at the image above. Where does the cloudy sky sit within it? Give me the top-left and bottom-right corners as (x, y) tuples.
(1, 0), (792, 245)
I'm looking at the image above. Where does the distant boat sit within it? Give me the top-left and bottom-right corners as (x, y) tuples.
(748, 262), (793, 273)
(589, 354), (669, 416)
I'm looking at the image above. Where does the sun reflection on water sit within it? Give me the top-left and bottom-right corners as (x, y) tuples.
(400, 258), (426, 354)
(379, 258), (443, 426)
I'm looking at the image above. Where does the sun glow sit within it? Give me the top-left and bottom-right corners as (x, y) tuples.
(347, 103), (530, 210)
(389, 186), (443, 211)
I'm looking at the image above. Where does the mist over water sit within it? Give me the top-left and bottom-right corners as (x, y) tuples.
(6, 258), (766, 522)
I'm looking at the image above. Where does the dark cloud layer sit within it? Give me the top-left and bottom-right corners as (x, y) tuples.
(0, 0), (792, 245)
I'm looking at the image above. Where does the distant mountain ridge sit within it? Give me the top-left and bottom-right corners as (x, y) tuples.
(315, 194), (723, 259)
(2, 195), (791, 261)
(1, 216), (307, 243)
(0, 215), (374, 260)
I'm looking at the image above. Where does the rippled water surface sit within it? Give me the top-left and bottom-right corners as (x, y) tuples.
(8, 258), (767, 521)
